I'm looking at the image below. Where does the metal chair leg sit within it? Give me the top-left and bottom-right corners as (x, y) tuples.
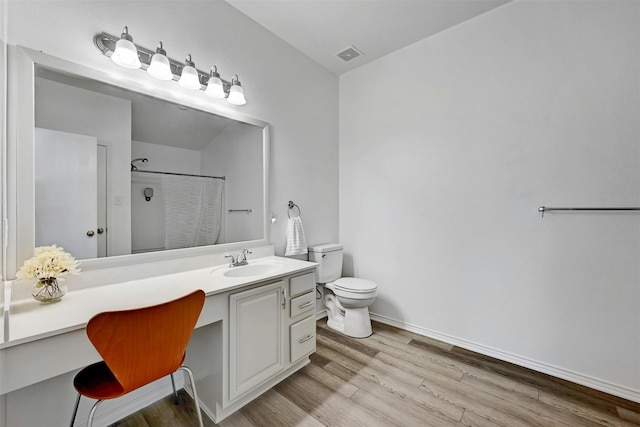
(69, 393), (81, 427)
(179, 366), (204, 427)
(170, 373), (179, 405)
(87, 399), (103, 427)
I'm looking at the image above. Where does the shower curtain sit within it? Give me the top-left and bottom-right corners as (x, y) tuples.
(161, 175), (224, 250)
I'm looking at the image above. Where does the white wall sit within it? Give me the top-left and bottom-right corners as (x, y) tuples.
(131, 140), (202, 175)
(35, 77), (132, 256)
(340, 0), (640, 400)
(5, 0), (339, 256)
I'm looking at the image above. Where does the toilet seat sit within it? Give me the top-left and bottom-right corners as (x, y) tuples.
(333, 277), (377, 294)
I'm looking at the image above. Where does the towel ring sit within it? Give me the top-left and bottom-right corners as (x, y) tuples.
(288, 201), (301, 219)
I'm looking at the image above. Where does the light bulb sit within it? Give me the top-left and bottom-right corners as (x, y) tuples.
(111, 27), (141, 69)
(147, 42), (173, 80)
(178, 54), (201, 90)
(227, 75), (246, 105)
(205, 66), (225, 98)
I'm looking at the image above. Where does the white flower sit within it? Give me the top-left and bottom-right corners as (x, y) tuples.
(17, 245), (81, 281)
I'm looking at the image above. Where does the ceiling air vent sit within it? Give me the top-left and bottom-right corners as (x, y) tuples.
(335, 45), (363, 62)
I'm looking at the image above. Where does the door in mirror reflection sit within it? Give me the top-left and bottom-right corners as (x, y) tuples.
(35, 128), (104, 259)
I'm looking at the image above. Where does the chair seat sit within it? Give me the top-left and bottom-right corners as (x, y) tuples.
(74, 361), (125, 400)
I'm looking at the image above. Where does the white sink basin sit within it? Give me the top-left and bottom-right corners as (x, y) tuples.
(214, 261), (287, 278)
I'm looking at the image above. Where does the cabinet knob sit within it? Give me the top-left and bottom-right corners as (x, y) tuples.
(97, 228), (104, 234)
(86, 230), (95, 237)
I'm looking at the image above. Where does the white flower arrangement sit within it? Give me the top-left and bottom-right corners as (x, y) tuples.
(17, 245), (81, 282)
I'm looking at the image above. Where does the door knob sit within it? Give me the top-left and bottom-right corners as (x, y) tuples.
(86, 230), (95, 237)
(97, 228), (104, 234)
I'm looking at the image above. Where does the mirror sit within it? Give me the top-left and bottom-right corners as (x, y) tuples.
(9, 47), (270, 275)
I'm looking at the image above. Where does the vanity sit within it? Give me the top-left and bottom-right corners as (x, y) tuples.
(0, 247), (317, 425)
(0, 44), (319, 425)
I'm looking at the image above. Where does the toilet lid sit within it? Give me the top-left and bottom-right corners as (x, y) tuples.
(333, 278), (377, 293)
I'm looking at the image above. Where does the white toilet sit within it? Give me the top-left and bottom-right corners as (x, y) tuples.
(308, 243), (378, 338)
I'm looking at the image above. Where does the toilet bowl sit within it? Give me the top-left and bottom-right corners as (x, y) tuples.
(308, 244), (378, 338)
(324, 278), (378, 338)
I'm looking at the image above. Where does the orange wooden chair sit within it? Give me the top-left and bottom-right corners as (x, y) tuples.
(69, 290), (206, 427)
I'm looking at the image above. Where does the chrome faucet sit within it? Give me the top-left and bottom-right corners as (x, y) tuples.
(226, 249), (252, 267)
(238, 249), (252, 263)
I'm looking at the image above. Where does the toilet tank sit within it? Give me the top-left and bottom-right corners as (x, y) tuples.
(308, 243), (343, 283)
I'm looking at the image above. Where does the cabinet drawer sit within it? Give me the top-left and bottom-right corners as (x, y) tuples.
(290, 291), (315, 318)
(290, 316), (316, 363)
(290, 272), (315, 298)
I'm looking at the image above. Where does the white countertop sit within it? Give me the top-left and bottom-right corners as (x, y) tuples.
(2, 255), (317, 349)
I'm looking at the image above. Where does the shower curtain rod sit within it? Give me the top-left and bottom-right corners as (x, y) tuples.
(131, 169), (225, 180)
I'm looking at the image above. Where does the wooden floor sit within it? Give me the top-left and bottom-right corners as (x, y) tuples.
(112, 320), (640, 427)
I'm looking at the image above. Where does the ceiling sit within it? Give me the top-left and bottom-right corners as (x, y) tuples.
(225, 0), (511, 75)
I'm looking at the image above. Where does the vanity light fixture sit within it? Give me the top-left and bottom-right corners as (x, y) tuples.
(178, 54), (201, 90)
(111, 27), (141, 69)
(147, 42), (173, 80)
(94, 28), (248, 105)
(227, 75), (247, 106)
(205, 66), (226, 99)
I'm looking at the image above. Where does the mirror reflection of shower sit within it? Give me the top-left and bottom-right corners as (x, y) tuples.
(130, 158), (148, 171)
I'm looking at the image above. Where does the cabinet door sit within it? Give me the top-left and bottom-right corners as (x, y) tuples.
(229, 281), (284, 400)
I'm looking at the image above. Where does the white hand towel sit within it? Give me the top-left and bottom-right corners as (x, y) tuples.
(285, 216), (308, 256)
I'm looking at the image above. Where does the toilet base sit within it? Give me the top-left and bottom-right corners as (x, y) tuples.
(325, 293), (372, 338)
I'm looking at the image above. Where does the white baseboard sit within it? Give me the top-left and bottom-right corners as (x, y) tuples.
(369, 312), (640, 404)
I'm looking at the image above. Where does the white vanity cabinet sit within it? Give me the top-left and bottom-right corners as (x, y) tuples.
(221, 268), (317, 418)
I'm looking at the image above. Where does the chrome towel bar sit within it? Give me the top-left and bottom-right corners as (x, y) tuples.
(538, 205), (640, 217)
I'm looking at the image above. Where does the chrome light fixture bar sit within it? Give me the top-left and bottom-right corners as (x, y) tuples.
(94, 30), (247, 105)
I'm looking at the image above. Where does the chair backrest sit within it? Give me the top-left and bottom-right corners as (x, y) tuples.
(86, 290), (205, 393)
